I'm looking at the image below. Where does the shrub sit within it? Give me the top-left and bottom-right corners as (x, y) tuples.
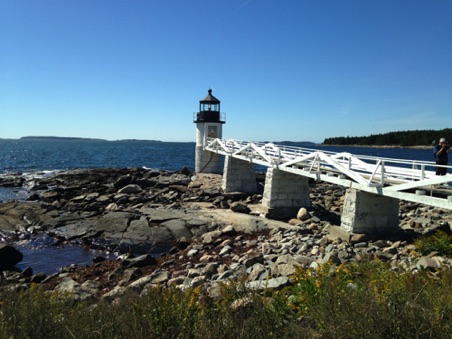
(415, 230), (452, 256)
(0, 262), (450, 338)
(285, 261), (452, 338)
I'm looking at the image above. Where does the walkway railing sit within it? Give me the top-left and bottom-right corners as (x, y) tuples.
(205, 138), (452, 209)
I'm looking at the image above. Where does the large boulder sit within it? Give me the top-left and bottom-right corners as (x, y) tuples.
(0, 245), (23, 270)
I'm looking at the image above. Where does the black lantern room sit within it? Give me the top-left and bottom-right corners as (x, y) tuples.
(194, 89), (225, 123)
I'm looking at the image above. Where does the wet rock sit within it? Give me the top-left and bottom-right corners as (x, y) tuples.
(0, 245), (23, 270)
(52, 221), (92, 240)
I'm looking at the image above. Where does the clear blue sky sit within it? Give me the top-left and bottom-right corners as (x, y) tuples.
(1, 1), (451, 143)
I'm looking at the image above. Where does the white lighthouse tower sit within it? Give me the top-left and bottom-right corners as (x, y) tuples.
(194, 89), (225, 173)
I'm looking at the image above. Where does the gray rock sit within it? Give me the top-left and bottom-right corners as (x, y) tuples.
(187, 249), (199, 257)
(325, 244), (335, 253)
(241, 253), (264, 268)
(162, 219), (192, 240)
(374, 251), (393, 261)
(201, 230), (222, 244)
(147, 226), (174, 244)
(122, 268), (143, 283)
(296, 207), (310, 221)
(416, 256), (441, 270)
(373, 240), (389, 248)
(217, 270), (234, 280)
(383, 246), (399, 255)
(246, 277), (291, 291)
(101, 286), (127, 301)
(219, 245), (233, 256)
(127, 275), (154, 291)
(81, 280), (101, 295)
(190, 275), (206, 288)
(202, 263), (219, 278)
(293, 255), (315, 266)
(122, 254), (157, 269)
(54, 277), (93, 301)
(51, 220), (94, 240)
(230, 202), (251, 214)
(321, 253), (341, 265)
(118, 184), (142, 194)
(187, 268), (201, 278)
(149, 270), (171, 284)
(247, 263), (268, 281)
(92, 212), (132, 234)
(221, 225), (237, 236)
(140, 208), (183, 222)
(354, 242), (368, 248)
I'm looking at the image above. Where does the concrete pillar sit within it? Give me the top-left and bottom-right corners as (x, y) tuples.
(195, 145), (224, 174)
(341, 188), (399, 234)
(260, 168), (311, 219)
(222, 156), (257, 193)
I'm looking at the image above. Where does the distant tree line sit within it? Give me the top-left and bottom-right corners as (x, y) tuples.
(323, 129), (452, 146)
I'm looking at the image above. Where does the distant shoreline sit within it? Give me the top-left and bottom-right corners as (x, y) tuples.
(20, 136), (106, 141)
(4, 136), (165, 143)
(0, 137), (434, 149)
(321, 144), (432, 150)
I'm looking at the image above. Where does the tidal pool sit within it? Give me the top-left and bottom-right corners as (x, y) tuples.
(14, 234), (117, 275)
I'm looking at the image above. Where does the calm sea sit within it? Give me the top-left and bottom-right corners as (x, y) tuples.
(0, 139), (196, 174)
(0, 139), (436, 175)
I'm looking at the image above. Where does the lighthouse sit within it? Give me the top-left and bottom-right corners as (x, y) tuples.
(194, 89), (225, 173)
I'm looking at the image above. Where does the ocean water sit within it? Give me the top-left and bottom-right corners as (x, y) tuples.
(14, 234), (116, 275)
(0, 139), (436, 175)
(0, 139), (196, 174)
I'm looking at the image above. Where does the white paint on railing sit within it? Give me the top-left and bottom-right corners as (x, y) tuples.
(205, 138), (452, 210)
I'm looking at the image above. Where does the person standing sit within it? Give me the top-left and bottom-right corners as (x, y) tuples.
(433, 137), (450, 175)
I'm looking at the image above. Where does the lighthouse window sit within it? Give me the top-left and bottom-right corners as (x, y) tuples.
(201, 103), (219, 111)
(208, 126), (217, 138)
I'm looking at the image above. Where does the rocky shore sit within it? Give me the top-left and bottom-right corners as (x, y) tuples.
(0, 167), (451, 301)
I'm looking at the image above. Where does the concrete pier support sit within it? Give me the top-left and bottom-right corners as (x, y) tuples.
(260, 168), (311, 219)
(341, 188), (399, 234)
(195, 146), (224, 174)
(222, 156), (257, 193)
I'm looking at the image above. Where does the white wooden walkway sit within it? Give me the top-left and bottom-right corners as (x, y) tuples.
(205, 138), (452, 210)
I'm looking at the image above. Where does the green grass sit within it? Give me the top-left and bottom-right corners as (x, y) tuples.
(0, 261), (451, 338)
